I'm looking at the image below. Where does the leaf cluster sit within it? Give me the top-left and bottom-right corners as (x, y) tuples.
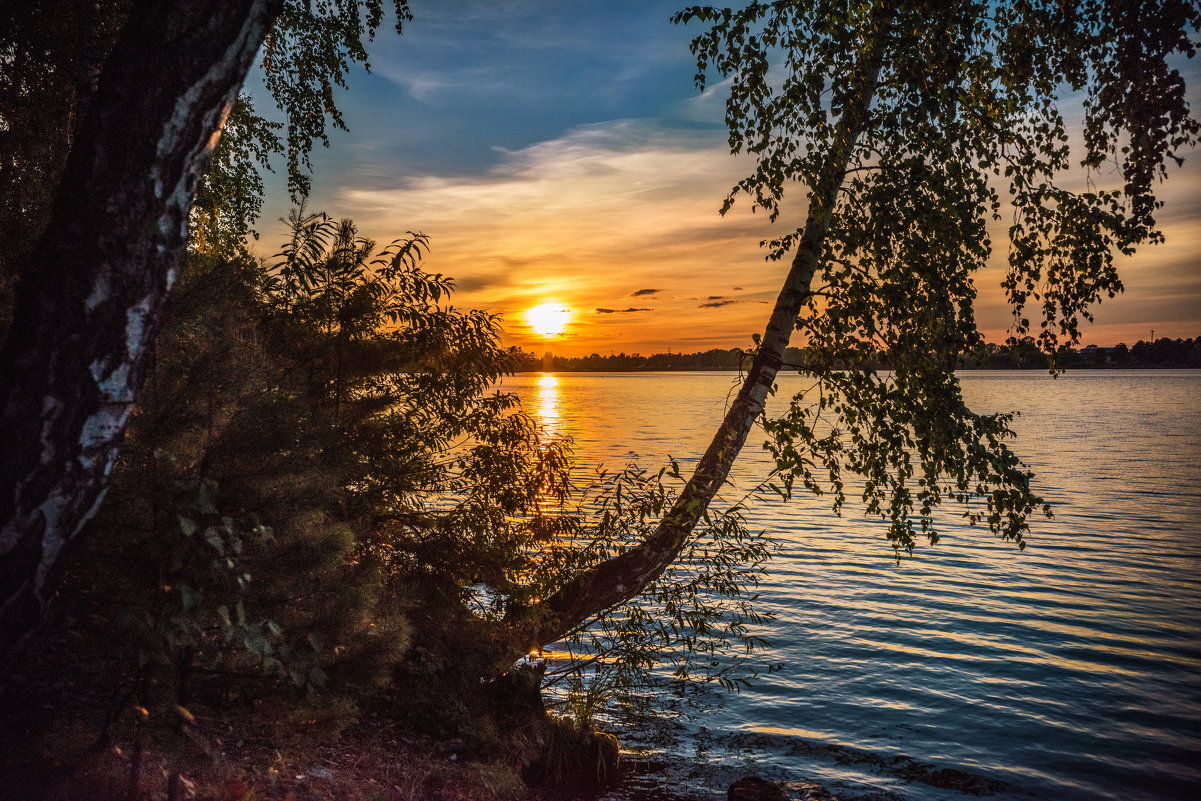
(536, 464), (776, 726)
(675, 0), (1198, 552)
(262, 1), (412, 199)
(191, 1), (414, 251)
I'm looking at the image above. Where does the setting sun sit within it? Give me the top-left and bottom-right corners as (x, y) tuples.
(526, 303), (572, 336)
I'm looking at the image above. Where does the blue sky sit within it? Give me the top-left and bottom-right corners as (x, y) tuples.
(251, 1), (1201, 355)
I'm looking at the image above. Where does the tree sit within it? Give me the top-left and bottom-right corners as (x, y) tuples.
(507, 0), (1199, 647)
(0, 0), (411, 668)
(6, 209), (768, 786)
(30, 212), (570, 788)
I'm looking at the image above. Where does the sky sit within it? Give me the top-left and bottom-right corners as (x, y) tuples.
(252, 0), (1201, 356)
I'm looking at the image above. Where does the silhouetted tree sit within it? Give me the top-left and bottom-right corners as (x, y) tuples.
(0, 0), (411, 670)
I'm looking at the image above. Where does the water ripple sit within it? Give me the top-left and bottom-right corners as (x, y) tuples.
(507, 370), (1201, 801)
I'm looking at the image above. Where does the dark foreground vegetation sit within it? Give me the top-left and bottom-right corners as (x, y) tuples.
(519, 336), (1201, 373)
(2, 3), (769, 797)
(0, 210), (741, 800)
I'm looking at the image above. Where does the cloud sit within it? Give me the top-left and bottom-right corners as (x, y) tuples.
(452, 275), (501, 292)
(257, 9), (1201, 354)
(596, 307), (653, 314)
(330, 116), (796, 353)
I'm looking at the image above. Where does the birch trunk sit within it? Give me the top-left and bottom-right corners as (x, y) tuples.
(511, 8), (894, 650)
(0, 0), (282, 668)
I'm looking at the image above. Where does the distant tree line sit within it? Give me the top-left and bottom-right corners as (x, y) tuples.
(518, 336), (1201, 372)
(962, 337), (1201, 369)
(513, 347), (786, 372)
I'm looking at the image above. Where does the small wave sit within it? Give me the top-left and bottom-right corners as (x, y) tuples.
(724, 731), (1021, 797)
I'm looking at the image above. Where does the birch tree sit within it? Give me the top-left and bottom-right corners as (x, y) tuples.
(510, 0), (1199, 648)
(0, 0), (411, 668)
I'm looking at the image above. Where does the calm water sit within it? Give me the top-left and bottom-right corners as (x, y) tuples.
(498, 371), (1201, 801)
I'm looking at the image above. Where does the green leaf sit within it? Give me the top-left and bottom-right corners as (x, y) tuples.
(179, 583), (200, 612)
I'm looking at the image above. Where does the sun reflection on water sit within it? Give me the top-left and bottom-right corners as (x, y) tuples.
(533, 373), (561, 434)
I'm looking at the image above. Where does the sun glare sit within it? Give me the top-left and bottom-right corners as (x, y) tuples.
(526, 303), (572, 336)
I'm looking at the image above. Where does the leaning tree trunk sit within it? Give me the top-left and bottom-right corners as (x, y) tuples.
(510, 7), (894, 650)
(0, 0), (282, 670)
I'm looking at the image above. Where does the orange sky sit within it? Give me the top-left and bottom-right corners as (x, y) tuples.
(255, 3), (1201, 357)
(332, 121), (1200, 356)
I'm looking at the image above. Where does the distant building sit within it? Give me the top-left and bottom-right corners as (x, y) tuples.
(1079, 344), (1115, 364)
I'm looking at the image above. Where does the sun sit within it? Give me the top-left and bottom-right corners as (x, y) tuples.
(526, 303), (572, 336)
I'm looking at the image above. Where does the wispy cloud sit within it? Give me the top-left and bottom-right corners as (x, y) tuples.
(596, 307), (653, 314)
(335, 117), (794, 352)
(254, 1), (1201, 352)
(372, 65), (517, 103)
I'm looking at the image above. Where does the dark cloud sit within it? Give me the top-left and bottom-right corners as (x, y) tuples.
(706, 295), (725, 300)
(497, 254), (566, 269)
(732, 286), (744, 291)
(698, 299), (736, 308)
(596, 307), (653, 314)
(631, 288), (661, 297)
(452, 275), (501, 292)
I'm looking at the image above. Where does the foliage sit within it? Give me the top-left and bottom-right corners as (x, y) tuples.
(0, 0), (130, 325)
(2, 2), (413, 270)
(534, 464), (775, 727)
(5, 198), (778, 789)
(191, 1), (413, 250)
(674, 0), (1199, 553)
(191, 96), (284, 254)
(263, 1), (412, 199)
(63, 256), (392, 775)
(45, 209), (579, 779)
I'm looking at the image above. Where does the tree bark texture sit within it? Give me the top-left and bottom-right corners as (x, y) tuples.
(513, 7), (895, 650)
(0, 0), (283, 669)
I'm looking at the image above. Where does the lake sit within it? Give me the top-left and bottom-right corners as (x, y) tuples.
(497, 370), (1201, 801)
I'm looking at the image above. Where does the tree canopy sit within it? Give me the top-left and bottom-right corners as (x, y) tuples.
(0, 0), (412, 666)
(678, 0), (1199, 550)
(504, 0), (1199, 645)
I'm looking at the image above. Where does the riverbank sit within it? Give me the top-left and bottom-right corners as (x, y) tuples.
(0, 714), (844, 801)
(0, 712), (613, 801)
(0, 667), (1026, 801)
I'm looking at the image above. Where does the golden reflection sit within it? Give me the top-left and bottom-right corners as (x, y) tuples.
(534, 373), (560, 434)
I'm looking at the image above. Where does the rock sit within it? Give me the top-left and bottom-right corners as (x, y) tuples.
(793, 780), (839, 801)
(729, 775), (790, 801)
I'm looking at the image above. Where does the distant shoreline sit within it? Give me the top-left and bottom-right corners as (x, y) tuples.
(512, 336), (1200, 373)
